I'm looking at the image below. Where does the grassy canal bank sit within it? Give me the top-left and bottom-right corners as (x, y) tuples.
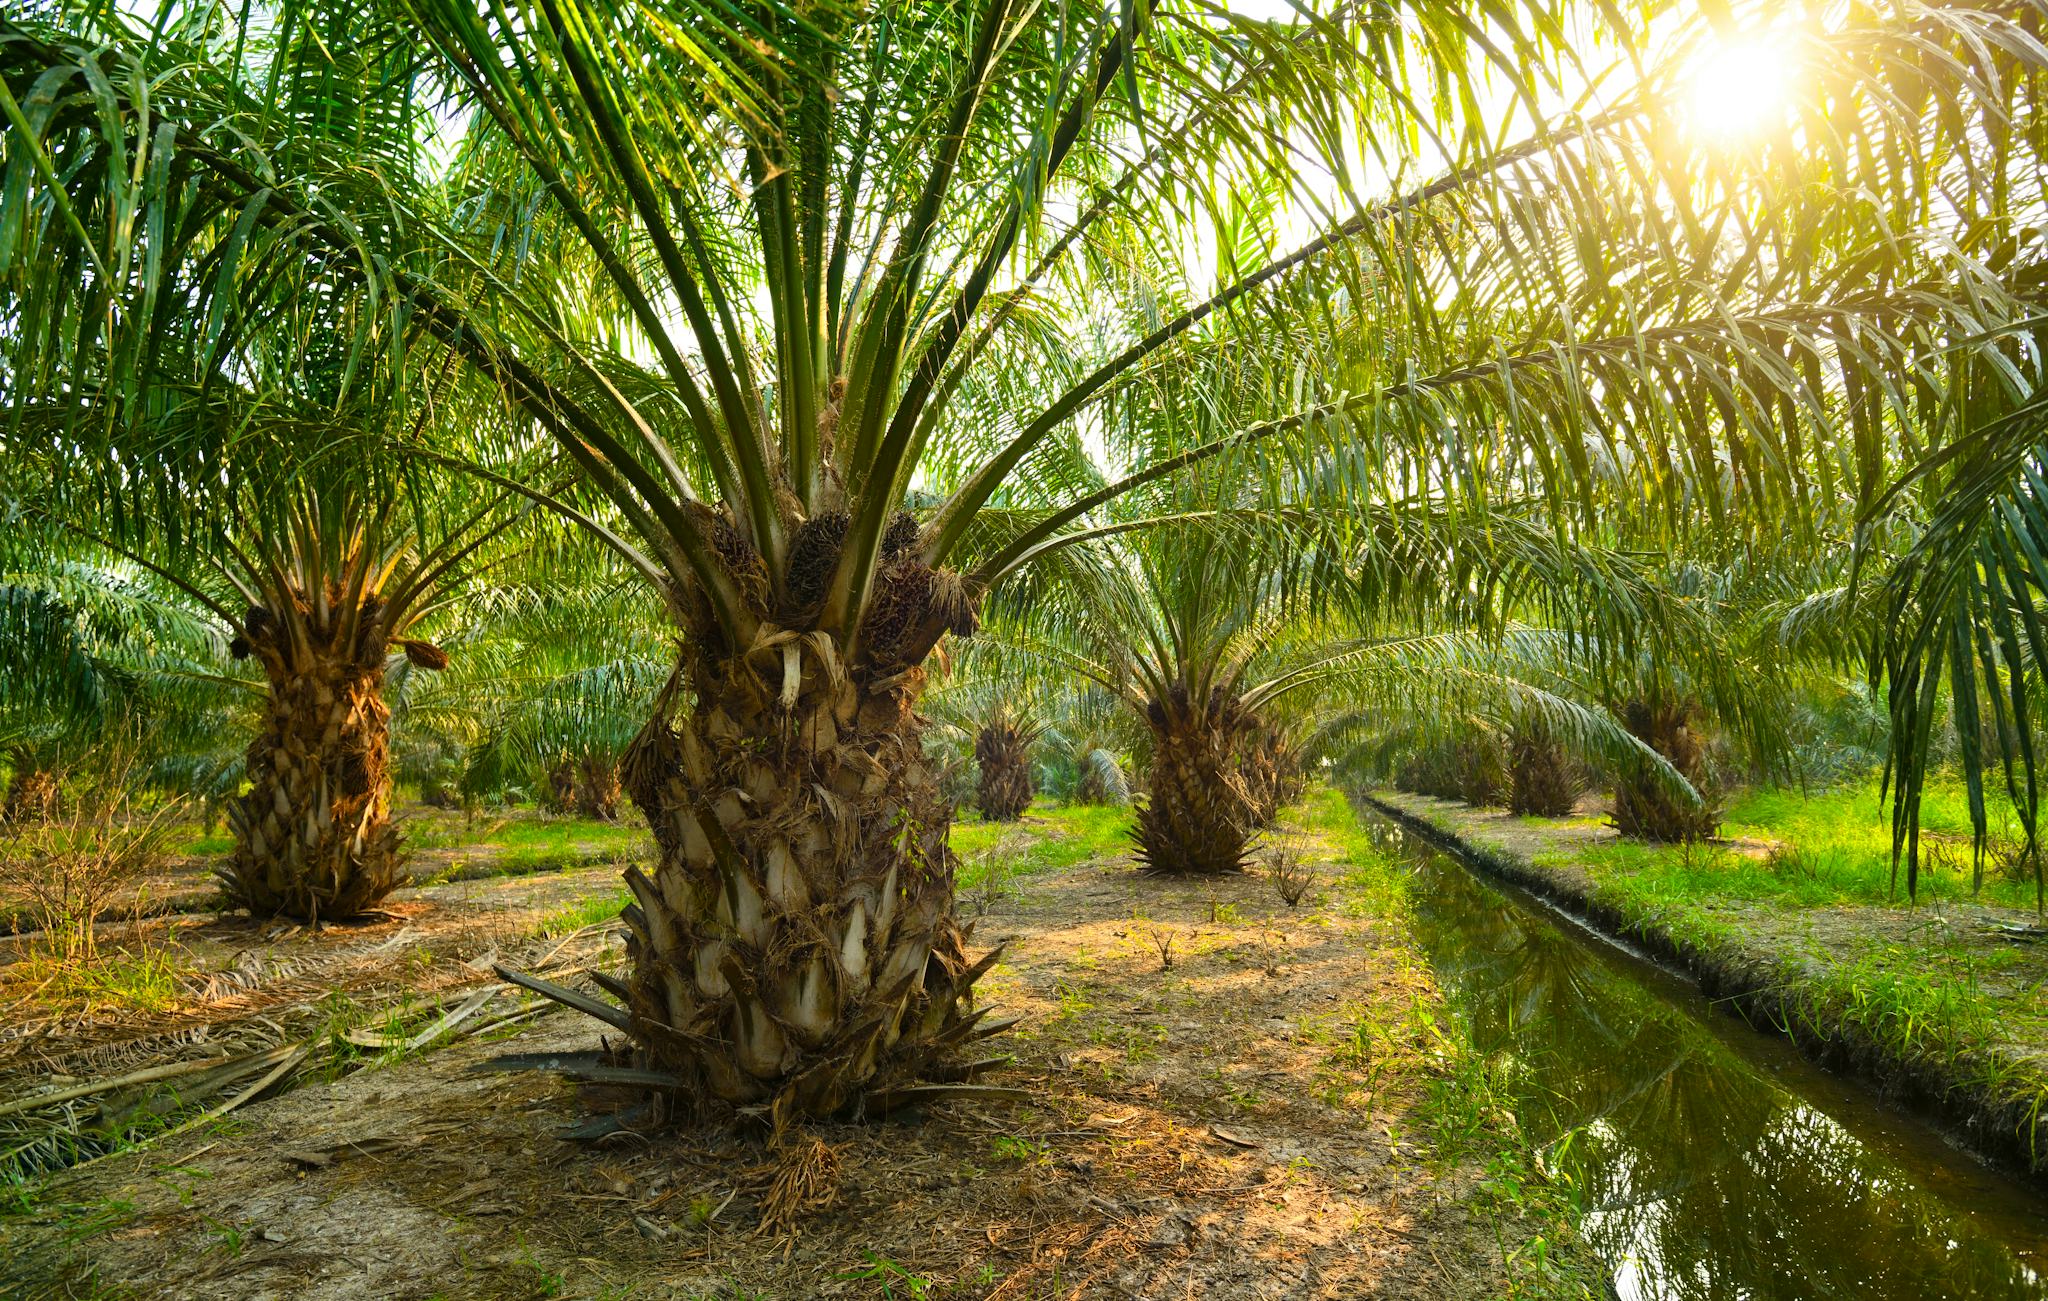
(1366, 784), (2048, 1179)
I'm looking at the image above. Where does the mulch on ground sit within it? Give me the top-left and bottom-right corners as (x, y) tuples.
(2, 808), (1588, 1300)
(0, 857), (634, 1090)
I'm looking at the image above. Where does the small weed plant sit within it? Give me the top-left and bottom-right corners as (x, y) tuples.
(1263, 831), (1316, 907)
(837, 1252), (933, 1300)
(0, 740), (186, 963)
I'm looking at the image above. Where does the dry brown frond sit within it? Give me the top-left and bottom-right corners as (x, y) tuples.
(754, 1137), (845, 1236)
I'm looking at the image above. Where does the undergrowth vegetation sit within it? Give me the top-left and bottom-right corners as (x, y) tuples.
(404, 816), (645, 857)
(1300, 790), (1593, 1298)
(952, 801), (1136, 891)
(1568, 778), (2048, 911)
(9, 0), (2048, 1288)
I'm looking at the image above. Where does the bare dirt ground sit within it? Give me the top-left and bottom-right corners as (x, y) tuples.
(0, 809), (649, 1101)
(0, 856), (629, 1088)
(0, 806), (1592, 1300)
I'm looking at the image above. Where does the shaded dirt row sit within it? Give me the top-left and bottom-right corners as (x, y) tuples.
(2, 807), (1595, 1300)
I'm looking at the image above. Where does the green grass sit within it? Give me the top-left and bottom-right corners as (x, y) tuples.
(1593, 872), (2048, 1143)
(951, 800), (1133, 890)
(404, 817), (651, 886)
(1306, 793), (1602, 1299)
(532, 888), (633, 938)
(153, 821), (235, 859)
(170, 813), (648, 867)
(408, 816), (647, 857)
(1300, 788), (1412, 922)
(1566, 775), (2045, 911)
(11, 947), (186, 1013)
(1423, 1047), (1600, 1300)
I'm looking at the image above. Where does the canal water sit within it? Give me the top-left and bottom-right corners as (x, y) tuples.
(1368, 819), (2048, 1299)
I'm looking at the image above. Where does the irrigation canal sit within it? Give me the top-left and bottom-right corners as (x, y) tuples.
(1368, 818), (2048, 1299)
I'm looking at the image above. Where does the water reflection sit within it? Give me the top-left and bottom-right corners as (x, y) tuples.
(1386, 828), (2048, 1300)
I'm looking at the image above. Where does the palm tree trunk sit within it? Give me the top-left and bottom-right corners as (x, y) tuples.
(1237, 724), (1302, 829)
(575, 754), (621, 822)
(1454, 736), (1508, 807)
(542, 759), (577, 814)
(1611, 696), (1719, 842)
(1508, 727), (1581, 817)
(1, 768), (59, 823)
(616, 635), (994, 1121)
(1072, 748), (1128, 806)
(1134, 687), (1255, 875)
(974, 723), (1033, 821)
(219, 606), (405, 921)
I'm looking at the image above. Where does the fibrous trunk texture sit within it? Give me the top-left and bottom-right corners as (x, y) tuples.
(974, 723), (1034, 822)
(576, 754), (622, 822)
(1611, 696), (1719, 842)
(2, 768), (59, 823)
(219, 602), (405, 921)
(1073, 749), (1129, 806)
(542, 760), (577, 814)
(1239, 724), (1304, 828)
(495, 504), (1006, 1125)
(1134, 685), (1256, 875)
(1507, 729), (1582, 818)
(609, 515), (995, 1124)
(1454, 737), (1508, 807)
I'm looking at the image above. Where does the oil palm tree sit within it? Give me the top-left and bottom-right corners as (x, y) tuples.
(998, 498), (1720, 874)
(0, 547), (247, 820)
(925, 658), (1047, 822)
(39, 472), (523, 919)
(984, 520), (1276, 875)
(394, 572), (671, 818)
(8, 0), (2043, 1112)
(1238, 717), (1310, 828)
(218, 489), (511, 918)
(1505, 721), (1585, 818)
(1341, 559), (1808, 838)
(0, 4), (545, 918)
(935, 656), (1132, 809)
(7, 366), (535, 920)
(971, 707), (1043, 823)
(1044, 687), (1136, 809)
(1608, 689), (1723, 841)
(1592, 549), (1848, 840)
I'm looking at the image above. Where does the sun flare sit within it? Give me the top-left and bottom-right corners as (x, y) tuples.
(1685, 35), (1800, 139)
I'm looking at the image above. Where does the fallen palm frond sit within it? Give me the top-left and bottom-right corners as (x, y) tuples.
(341, 985), (502, 1052)
(0, 1046), (289, 1121)
(0, 892), (622, 1078)
(0, 922), (623, 1183)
